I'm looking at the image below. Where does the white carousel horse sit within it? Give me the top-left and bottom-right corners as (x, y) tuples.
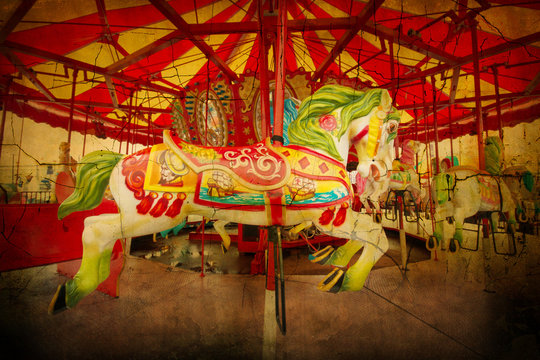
(430, 166), (517, 252)
(357, 139), (423, 217)
(49, 85), (401, 313)
(387, 139), (424, 203)
(502, 166), (539, 224)
(356, 165), (390, 216)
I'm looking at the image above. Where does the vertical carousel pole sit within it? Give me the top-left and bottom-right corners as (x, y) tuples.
(414, 109), (421, 235)
(0, 88), (9, 163)
(448, 106), (454, 164)
(423, 78), (438, 258)
(492, 66), (504, 164)
(272, 0), (287, 146)
(259, 1), (271, 140)
(264, 3), (287, 358)
(470, 19), (485, 170)
(125, 93), (133, 154)
(67, 69), (78, 145)
(431, 75), (440, 174)
(398, 194), (407, 270)
(200, 218), (205, 278)
(82, 109), (89, 156)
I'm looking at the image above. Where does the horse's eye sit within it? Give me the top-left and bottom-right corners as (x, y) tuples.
(387, 120), (398, 133)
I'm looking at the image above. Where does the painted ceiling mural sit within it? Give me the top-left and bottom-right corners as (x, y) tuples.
(0, 0), (539, 146)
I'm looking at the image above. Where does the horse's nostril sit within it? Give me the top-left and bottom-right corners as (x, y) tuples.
(370, 164), (380, 180)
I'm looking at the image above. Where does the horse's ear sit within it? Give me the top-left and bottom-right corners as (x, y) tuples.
(381, 90), (392, 112)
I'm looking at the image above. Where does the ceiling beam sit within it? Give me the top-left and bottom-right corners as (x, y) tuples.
(106, 30), (185, 74)
(448, 67), (461, 104)
(396, 90), (540, 110)
(312, 0), (385, 81)
(361, 20), (460, 65)
(524, 70), (540, 95)
(0, 0), (37, 44)
(104, 75), (119, 109)
(1, 93), (173, 114)
(149, 0), (239, 83)
(1, 41), (184, 98)
(383, 31), (540, 90)
(1, 48), (56, 101)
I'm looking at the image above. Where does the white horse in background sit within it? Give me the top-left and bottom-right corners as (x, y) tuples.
(502, 166), (539, 224)
(431, 166), (517, 252)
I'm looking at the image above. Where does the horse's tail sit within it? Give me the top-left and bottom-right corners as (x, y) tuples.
(58, 151), (124, 220)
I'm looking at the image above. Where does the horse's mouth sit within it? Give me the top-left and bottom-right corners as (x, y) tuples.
(370, 163), (381, 181)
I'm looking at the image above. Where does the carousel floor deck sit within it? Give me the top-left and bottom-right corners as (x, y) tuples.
(1, 230), (539, 360)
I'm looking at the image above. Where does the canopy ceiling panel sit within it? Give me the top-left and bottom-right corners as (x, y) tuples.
(0, 0), (538, 144)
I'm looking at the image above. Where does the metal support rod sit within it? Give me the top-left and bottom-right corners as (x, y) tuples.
(448, 106), (454, 162)
(422, 78), (437, 257)
(200, 218), (206, 277)
(389, 39), (396, 102)
(431, 75), (440, 174)
(82, 109), (89, 156)
(15, 116), (24, 185)
(492, 66), (504, 142)
(146, 113), (151, 147)
(125, 93), (133, 154)
(0, 91), (9, 163)
(67, 68), (78, 145)
(398, 196), (407, 270)
(414, 109), (418, 170)
(470, 20), (485, 170)
(258, 0), (271, 139)
(272, 0), (287, 146)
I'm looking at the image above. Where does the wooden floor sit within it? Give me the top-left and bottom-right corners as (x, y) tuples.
(1, 230), (539, 359)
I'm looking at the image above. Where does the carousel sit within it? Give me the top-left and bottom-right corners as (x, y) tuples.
(0, 1), (539, 359)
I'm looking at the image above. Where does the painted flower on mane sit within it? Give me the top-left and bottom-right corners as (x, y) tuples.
(319, 114), (337, 132)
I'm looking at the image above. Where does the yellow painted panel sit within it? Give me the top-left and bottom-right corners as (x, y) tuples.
(160, 45), (206, 87)
(291, 36), (316, 72)
(227, 33), (256, 74)
(316, 0), (348, 17)
(117, 25), (175, 54)
(12, 0), (100, 32)
(67, 42), (118, 68)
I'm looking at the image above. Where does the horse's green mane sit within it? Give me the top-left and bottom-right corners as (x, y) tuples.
(287, 85), (393, 160)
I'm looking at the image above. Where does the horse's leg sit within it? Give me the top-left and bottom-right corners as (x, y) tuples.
(289, 221), (313, 235)
(50, 210), (187, 314)
(213, 220), (231, 253)
(310, 239), (364, 266)
(453, 207), (466, 245)
(49, 213), (123, 313)
(321, 230), (389, 292)
(314, 210), (389, 293)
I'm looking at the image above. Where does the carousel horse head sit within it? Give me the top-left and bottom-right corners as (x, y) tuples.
(287, 85), (400, 180)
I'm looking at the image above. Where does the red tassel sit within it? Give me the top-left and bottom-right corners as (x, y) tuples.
(165, 193), (186, 218)
(319, 206), (335, 225)
(136, 192), (157, 215)
(332, 203), (349, 227)
(150, 193), (173, 217)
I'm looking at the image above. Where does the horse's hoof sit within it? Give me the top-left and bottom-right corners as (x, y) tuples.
(317, 268), (344, 293)
(449, 238), (460, 253)
(309, 245), (334, 265)
(426, 236), (437, 251)
(221, 243), (228, 254)
(48, 283), (68, 315)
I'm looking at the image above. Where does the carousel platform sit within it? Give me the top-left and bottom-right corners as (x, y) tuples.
(1, 230), (539, 360)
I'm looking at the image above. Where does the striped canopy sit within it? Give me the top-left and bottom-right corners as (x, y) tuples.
(0, 0), (539, 144)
